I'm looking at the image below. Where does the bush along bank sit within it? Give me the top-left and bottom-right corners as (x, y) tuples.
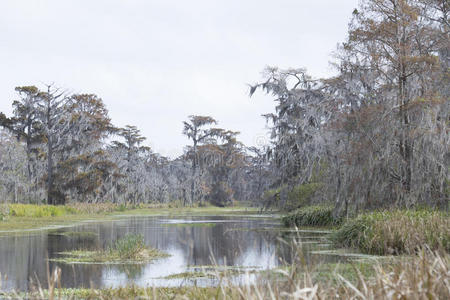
(331, 209), (450, 255)
(281, 205), (341, 227)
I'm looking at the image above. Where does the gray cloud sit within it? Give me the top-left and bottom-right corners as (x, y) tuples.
(0, 0), (358, 157)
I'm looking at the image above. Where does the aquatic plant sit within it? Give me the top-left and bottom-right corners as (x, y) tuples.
(51, 234), (169, 264)
(109, 234), (146, 260)
(8, 204), (77, 218)
(4, 247), (449, 299)
(332, 209), (450, 255)
(282, 205), (340, 227)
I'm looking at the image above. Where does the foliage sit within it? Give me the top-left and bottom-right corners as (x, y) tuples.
(261, 187), (280, 206)
(282, 205), (340, 227)
(0, 204), (8, 221)
(182, 116), (249, 207)
(8, 204), (77, 218)
(4, 203), (146, 219)
(66, 202), (142, 214)
(332, 210), (450, 255)
(250, 0), (449, 214)
(286, 182), (323, 209)
(0, 0), (448, 212)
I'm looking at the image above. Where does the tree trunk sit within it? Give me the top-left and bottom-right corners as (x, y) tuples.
(47, 138), (54, 205)
(190, 141), (197, 206)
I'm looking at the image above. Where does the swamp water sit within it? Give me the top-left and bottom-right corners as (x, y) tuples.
(0, 215), (354, 292)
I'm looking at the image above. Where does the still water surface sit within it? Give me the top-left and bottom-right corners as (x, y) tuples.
(0, 215), (339, 291)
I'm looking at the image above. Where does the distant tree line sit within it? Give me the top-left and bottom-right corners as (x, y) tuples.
(0, 86), (266, 206)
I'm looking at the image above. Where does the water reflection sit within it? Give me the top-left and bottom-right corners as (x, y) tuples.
(0, 216), (335, 291)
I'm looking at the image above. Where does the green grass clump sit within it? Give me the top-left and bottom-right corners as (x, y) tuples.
(109, 234), (146, 260)
(52, 234), (169, 264)
(282, 205), (340, 227)
(8, 204), (77, 218)
(332, 210), (450, 255)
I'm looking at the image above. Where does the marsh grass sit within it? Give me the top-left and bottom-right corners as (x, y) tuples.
(332, 209), (450, 255)
(51, 234), (169, 264)
(8, 204), (77, 218)
(6, 246), (448, 299)
(6, 203), (143, 218)
(0, 205), (260, 234)
(282, 205), (340, 227)
(66, 202), (145, 214)
(108, 234), (146, 259)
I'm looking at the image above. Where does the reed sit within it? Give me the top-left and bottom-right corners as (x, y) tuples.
(3, 246), (448, 299)
(332, 209), (450, 255)
(282, 205), (340, 227)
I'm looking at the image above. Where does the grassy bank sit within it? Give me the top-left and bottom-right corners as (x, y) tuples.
(281, 205), (340, 227)
(282, 205), (449, 256)
(332, 210), (450, 255)
(0, 203), (261, 235)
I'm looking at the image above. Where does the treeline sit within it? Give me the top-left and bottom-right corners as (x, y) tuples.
(0, 87), (265, 206)
(1, 0), (448, 213)
(252, 0), (449, 215)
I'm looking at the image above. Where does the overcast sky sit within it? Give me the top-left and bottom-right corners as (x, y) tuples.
(0, 0), (358, 158)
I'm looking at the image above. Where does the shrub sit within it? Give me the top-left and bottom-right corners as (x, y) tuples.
(286, 183), (323, 209)
(282, 205), (340, 227)
(261, 187), (281, 207)
(332, 209), (450, 255)
(263, 182), (322, 209)
(0, 204), (8, 221)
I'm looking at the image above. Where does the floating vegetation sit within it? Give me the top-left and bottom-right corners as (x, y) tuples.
(310, 250), (378, 259)
(160, 265), (261, 280)
(162, 222), (217, 228)
(49, 231), (98, 239)
(159, 271), (215, 280)
(282, 205), (341, 227)
(50, 234), (169, 264)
